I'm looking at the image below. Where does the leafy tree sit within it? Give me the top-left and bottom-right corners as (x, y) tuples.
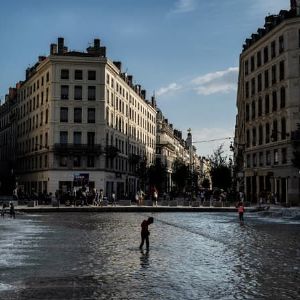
(172, 158), (189, 192)
(209, 144), (232, 190)
(148, 158), (167, 193)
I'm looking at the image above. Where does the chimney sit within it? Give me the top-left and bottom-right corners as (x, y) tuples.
(50, 43), (57, 55)
(38, 56), (46, 62)
(128, 75), (133, 85)
(151, 95), (156, 107)
(94, 38), (100, 50)
(113, 61), (122, 71)
(100, 46), (106, 57)
(57, 37), (64, 54)
(141, 89), (146, 99)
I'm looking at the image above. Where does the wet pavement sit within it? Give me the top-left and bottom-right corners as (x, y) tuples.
(0, 212), (299, 299)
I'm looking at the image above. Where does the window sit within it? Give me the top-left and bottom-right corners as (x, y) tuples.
(253, 153), (257, 167)
(279, 61), (285, 81)
(88, 70), (96, 80)
(252, 127), (256, 146)
(245, 82), (249, 98)
(259, 125), (263, 145)
(266, 151), (271, 165)
(75, 70), (83, 80)
(258, 97), (262, 117)
(257, 51), (261, 67)
(271, 41), (276, 58)
(74, 86), (82, 100)
(87, 108), (95, 123)
(259, 152), (264, 166)
(264, 46), (269, 63)
(60, 107), (68, 122)
(61, 69), (69, 80)
(251, 101), (256, 120)
(73, 132), (82, 144)
(60, 156), (68, 167)
(246, 104), (250, 122)
(265, 94), (270, 114)
(87, 156), (95, 167)
(280, 87), (286, 108)
(279, 36), (284, 53)
(271, 65), (276, 84)
(60, 131), (68, 144)
(274, 149), (279, 165)
(272, 120), (278, 142)
(46, 72), (49, 82)
(250, 56), (255, 72)
(251, 78), (256, 96)
(74, 108), (82, 123)
(281, 148), (287, 164)
(61, 85), (69, 100)
(257, 74), (262, 92)
(247, 154), (251, 168)
(73, 155), (81, 167)
(87, 132), (95, 146)
(264, 70), (269, 88)
(88, 86), (96, 100)
(272, 91), (277, 112)
(265, 123), (270, 143)
(245, 60), (249, 75)
(45, 109), (48, 124)
(281, 118), (287, 139)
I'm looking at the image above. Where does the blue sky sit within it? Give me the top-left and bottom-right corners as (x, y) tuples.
(0, 0), (289, 156)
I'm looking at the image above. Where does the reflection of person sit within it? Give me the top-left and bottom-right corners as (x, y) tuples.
(237, 201), (245, 224)
(139, 217), (154, 250)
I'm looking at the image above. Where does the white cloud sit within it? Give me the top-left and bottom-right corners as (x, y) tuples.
(192, 67), (238, 95)
(157, 67), (238, 97)
(171, 0), (197, 14)
(157, 82), (181, 96)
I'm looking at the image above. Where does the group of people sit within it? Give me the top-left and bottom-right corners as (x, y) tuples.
(1, 201), (15, 219)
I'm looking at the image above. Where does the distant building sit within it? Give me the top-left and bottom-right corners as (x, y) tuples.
(1, 38), (157, 197)
(234, 2), (300, 204)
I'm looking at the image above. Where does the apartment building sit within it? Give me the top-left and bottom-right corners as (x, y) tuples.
(10, 37), (156, 197)
(235, 2), (300, 204)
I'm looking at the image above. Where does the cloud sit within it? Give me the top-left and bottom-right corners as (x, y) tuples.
(249, 0), (289, 15)
(157, 82), (182, 96)
(192, 127), (234, 157)
(192, 67), (238, 95)
(157, 66), (238, 97)
(171, 0), (197, 14)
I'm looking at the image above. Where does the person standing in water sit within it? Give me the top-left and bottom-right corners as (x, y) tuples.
(139, 217), (154, 251)
(237, 201), (245, 225)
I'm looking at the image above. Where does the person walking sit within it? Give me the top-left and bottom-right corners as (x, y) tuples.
(139, 217), (154, 251)
(111, 191), (116, 206)
(237, 201), (245, 225)
(153, 189), (158, 207)
(1, 202), (6, 217)
(9, 202), (15, 219)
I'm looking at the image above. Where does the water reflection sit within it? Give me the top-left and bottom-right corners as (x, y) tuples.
(140, 249), (149, 269)
(0, 212), (299, 299)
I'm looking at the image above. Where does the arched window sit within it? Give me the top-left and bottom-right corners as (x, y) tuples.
(281, 118), (286, 139)
(280, 87), (286, 108)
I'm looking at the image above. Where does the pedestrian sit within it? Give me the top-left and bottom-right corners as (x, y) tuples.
(111, 191), (116, 206)
(1, 202), (6, 217)
(9, 202), (15, 219)
(237, 201), (245, 225)
(139, 217), (154, 251)
(99, 189), (104, 206)
(153, 189), (158, 207)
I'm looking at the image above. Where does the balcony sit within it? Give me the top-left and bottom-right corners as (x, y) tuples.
(53, 143), (102, 155)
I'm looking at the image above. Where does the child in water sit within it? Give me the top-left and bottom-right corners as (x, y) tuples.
(237, 201), (245, 224)
(139, 217), (154, 251)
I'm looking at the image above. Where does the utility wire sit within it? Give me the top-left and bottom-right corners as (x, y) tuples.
(192, 137), (233, 144)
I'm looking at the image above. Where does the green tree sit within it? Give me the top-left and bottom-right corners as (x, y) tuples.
(172, 158), (189, 192)
(148, 158), (167, 193)
(209, 144), (232, 190)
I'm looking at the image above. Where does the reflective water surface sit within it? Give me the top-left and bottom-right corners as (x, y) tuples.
(0, 212), (299, 299)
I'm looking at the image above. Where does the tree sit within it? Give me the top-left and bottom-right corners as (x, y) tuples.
(148, 158), (167, 193)
(202, 178), (210, 189)
(209, 144), (232, 191)
(172, 158), (189, 192)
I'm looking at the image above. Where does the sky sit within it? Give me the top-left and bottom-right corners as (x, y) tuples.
(0, 0), (290, 157)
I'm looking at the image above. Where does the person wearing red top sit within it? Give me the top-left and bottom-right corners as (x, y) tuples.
(139, 217), (154, 250)
(237, 201), (245, 224)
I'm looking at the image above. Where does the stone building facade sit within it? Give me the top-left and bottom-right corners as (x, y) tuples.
(235, 3), (300, 204)
(4, 38), (157, 198)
